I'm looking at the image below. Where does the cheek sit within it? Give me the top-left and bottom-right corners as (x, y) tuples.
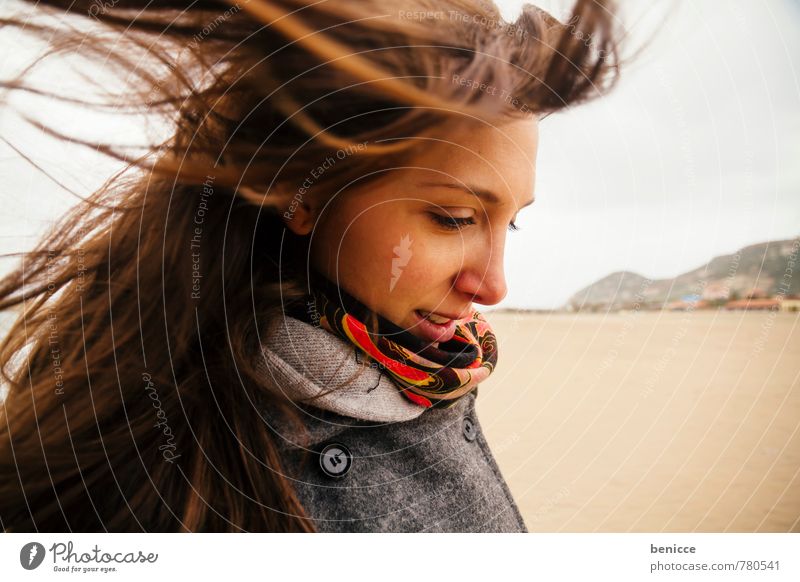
(316, 205), (465, 301)
(333, 210), (412, 287)
(385, 233), (466, 295)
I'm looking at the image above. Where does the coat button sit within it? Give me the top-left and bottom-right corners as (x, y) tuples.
(462, 416), (478, 442)
(318, 442), (353, 478)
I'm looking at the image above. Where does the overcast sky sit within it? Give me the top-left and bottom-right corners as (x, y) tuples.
(1, 0), (798, 309)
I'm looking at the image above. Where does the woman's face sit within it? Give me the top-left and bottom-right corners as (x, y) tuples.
(293, 117), (538, 344)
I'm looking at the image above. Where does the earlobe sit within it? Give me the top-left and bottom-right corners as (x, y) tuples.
(282, 200), (315, 236)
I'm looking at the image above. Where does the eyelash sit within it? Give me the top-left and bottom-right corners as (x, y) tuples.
(429, 213), (521, 232)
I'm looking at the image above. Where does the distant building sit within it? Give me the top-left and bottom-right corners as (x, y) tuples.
(780, 298), (800, 313)
(666, 298), (709, 311)
(745, 289), (769, 300)
(725, 298), (781, 311)
(702, 281), (731, 301)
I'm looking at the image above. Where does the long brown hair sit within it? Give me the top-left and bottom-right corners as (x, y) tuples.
(0, 0), (622, 531)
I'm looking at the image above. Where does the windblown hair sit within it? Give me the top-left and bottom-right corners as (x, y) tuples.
(0, 0), (622, 531)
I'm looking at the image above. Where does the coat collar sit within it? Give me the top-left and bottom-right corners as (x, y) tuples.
(256, 314), (426, 423)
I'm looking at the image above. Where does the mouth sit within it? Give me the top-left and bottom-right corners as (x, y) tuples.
(412, 309), (458, 343)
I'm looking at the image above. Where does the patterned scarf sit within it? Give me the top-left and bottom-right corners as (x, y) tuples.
(285, 272), (498, 409)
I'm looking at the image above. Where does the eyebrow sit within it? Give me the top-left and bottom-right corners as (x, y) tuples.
(417, 180), (535, 209)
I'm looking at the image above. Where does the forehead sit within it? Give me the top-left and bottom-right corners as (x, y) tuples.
(400, 117), (539, 206)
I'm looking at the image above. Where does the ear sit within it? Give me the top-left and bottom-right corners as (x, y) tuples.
(238, 186), (316, 236)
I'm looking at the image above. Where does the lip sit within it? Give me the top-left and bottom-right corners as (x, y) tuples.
(418, 307), (474, 321)
(412, 310), (458, 343)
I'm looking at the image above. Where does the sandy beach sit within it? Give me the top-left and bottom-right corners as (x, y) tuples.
(477, 310), (800, 532)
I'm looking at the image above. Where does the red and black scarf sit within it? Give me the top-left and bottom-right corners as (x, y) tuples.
(286, 272), (498, 409)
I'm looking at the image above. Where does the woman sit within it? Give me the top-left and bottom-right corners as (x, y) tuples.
(0, 0), (621, 531)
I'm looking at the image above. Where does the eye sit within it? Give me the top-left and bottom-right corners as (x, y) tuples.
(429, 213), (476, 231)
(508, 221), (521, 232)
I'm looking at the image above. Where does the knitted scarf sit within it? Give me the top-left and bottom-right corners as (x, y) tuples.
(286, 272), (498, 409)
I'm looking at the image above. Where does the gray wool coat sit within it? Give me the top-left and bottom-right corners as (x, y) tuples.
(257, 315), (528, 533)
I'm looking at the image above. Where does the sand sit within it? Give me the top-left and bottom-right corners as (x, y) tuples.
(477, 310), (800, 532)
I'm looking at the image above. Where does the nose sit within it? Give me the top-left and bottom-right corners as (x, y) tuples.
(453, 236), (508, 306)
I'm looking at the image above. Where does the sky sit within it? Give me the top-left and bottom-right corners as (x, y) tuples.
(1, 0), (798, 309)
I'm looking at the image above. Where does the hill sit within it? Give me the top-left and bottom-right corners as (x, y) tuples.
(566, 238), (800, 311)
